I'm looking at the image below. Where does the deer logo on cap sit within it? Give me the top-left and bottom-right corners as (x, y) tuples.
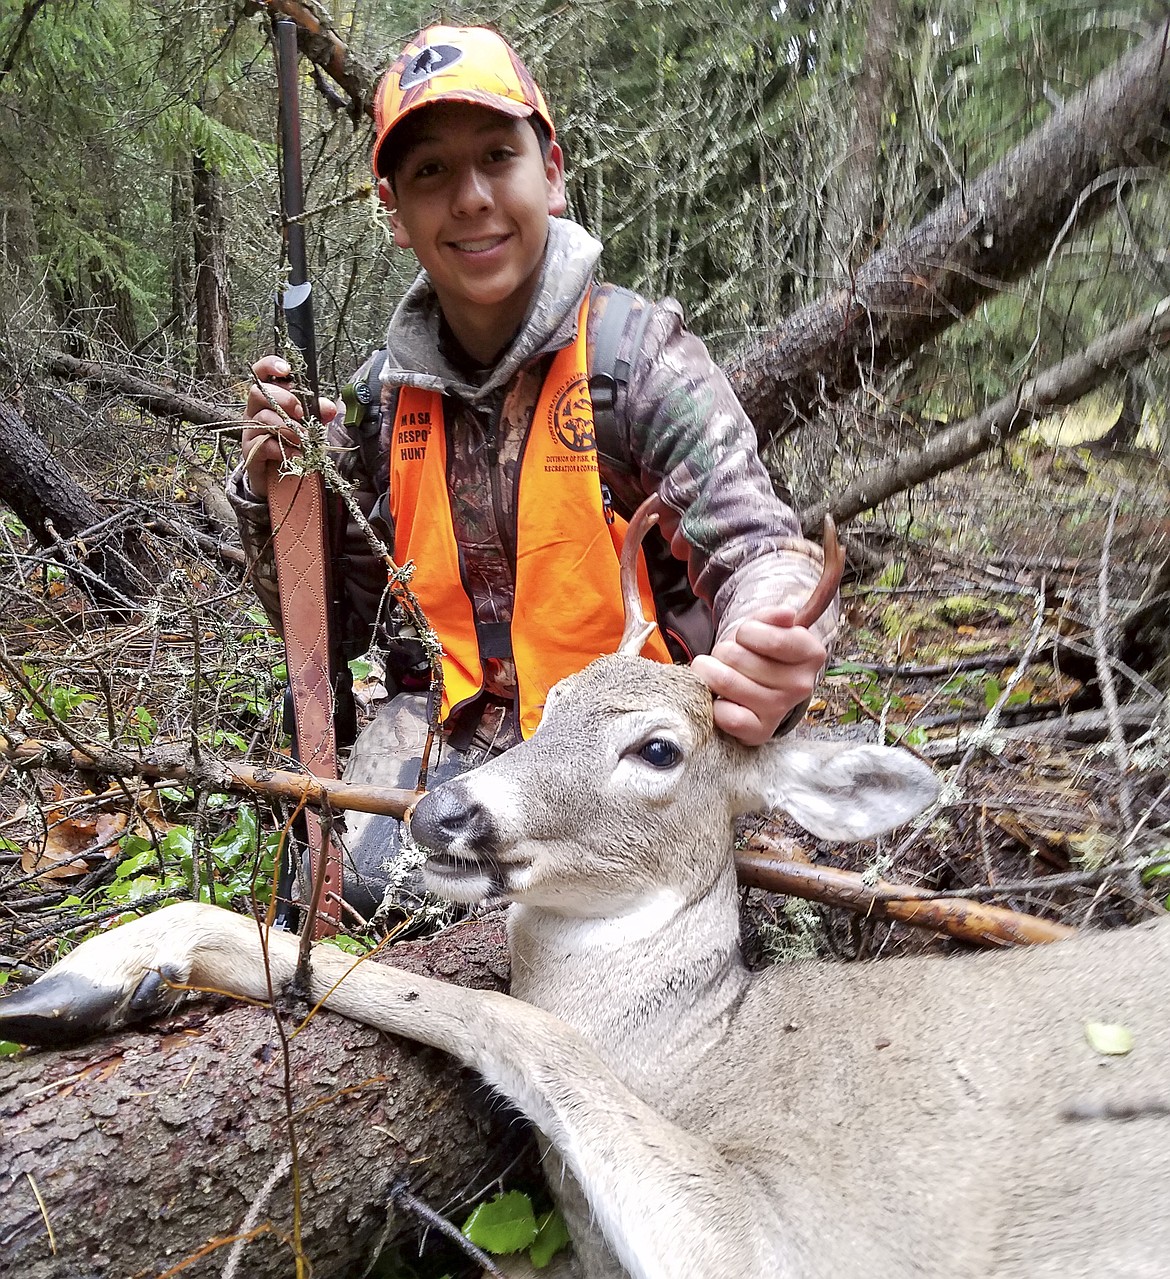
(400, 44), (464, 89)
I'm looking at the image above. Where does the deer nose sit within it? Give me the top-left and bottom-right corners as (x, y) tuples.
(409, 784), (497, 855)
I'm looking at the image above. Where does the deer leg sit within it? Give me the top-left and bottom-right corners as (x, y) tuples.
(1, 903), (788, 1279)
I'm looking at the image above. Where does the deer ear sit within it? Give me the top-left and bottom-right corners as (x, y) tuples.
(736, 739), (938, 842)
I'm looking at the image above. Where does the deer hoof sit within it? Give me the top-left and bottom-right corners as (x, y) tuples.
(0, 965), (184, 1048)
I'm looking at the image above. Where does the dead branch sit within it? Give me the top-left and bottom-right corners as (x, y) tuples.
(0, 732), (420, 818)
(242, 0), (378, 116)
(802, 297), (1170, 529)
(921, 700), (1163, 762)
(3, 731), (1075, 948)
(916, 860), (1161, 901)
(43, 351), (242, 429)
(738, 833), (1075, 947)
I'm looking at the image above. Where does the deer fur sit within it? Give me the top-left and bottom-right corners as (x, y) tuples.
(2, 655), (1167, 1278)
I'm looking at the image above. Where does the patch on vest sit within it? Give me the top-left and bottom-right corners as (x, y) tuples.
(547, 374), (597, 456)
(396, 408), (432, 462)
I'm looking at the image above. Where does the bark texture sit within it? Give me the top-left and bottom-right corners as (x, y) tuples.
(823, 0), (898, 273)
(0, 399), (147, 605)
(0, 917), (517, 1279)
(193, 151), (232, 379)
(728, 22), (1170, 443)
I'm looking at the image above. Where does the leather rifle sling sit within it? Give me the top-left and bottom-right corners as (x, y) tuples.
(267, 467), (342, 938)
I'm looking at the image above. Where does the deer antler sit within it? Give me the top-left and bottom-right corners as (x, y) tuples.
(617, 493), (665, 656)
(795, 515), (844, 629)
(618, 502), (844, 658)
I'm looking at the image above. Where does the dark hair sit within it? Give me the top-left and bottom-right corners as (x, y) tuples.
(381, 111), (555, 191)
(529, 116), (553, 161)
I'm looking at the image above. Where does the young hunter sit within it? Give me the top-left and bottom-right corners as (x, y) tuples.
(231, 25), (837, 918)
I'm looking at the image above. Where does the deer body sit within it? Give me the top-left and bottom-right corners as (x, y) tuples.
(2, 655), (1167, 1278)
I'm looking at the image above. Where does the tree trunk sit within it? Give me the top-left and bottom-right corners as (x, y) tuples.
(823, 0), (899, 274)
(193, 151), (232, 378)
(728, 21), (1170, 443)
(0, 917), (525, 1279)
(172, 164), (194, 355)
(0, 400), (149, 606)
(1087, 367), (1149, 453)
(1120, 552), (1170, 690)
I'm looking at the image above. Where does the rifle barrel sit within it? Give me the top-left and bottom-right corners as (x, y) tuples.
(274, 17), (319, 404)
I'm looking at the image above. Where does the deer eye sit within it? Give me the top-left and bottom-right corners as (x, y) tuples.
(635, 738), (680, 769)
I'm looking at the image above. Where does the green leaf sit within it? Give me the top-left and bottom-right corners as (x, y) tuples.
(462, 1191), (538, 1255)
(107, 874), (166, 902)
(983, 677), (1002, 708)
(0, 1040), (22, 1057)
(890, 725), (928, 749)
(349, 657), (373, 680)
(1140, 859), (1170, 884)
(322, 934), (373, 956)
(1084, 1021), (1134, 1056)
(160, 825), (195, 865)
(529, 1209), (571, 1268)
(115, 836), (158, 879)
(211, 807), (259, 867)
(130, 705), (157, 744)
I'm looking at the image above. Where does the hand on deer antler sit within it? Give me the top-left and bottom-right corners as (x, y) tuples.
(690, 518), (842, 746)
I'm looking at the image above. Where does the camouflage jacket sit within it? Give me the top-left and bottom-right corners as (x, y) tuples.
(228, 218), (837, 714)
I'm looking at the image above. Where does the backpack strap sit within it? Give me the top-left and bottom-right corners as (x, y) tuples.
(589, 286), (653, 475)
(342, 348), (390, 484)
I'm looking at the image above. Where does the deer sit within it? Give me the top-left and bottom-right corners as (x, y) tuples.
(2, 497), (1168, 1279)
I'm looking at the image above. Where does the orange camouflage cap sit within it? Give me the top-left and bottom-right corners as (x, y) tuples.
(372, 26), (555, 179)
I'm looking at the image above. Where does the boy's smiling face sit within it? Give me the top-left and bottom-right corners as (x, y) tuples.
(385, 102), (567, 363)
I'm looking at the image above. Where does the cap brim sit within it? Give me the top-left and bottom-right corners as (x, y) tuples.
(373, 91), (535, 179)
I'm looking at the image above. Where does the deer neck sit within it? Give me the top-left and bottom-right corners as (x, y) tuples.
(507, 862), (749, 1087)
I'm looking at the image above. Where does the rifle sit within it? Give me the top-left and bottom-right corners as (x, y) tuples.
(269, 16), (343, 938)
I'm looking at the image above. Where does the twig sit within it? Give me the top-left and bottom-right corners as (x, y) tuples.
(840, 654), (1022, 677)
(738, 831), (1073, 946)
(250, 899), (309, 1279)
(952, 577), (1047, 785)
(843, 687), (931, 765)
(917, 857), (1159, 900)
(1092, 492), (1138, 894)
(388, 1180), (505, 1278)
(220, 1152), (293, 1279)
(24, 1172), (55, 1255)
(13, 892), (180, 954)
(0, 731), (422, 818)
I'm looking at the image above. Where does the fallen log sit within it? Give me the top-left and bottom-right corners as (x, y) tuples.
(729, 23), (1170, 442)
(0, 918), (522, 1279)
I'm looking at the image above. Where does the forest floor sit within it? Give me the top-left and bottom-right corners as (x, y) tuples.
(1, 417), (1168, 997)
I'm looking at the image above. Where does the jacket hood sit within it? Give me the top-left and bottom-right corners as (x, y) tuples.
(381, 217), (603, 403)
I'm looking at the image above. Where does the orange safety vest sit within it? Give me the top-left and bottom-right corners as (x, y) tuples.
(389, 293), (673, 738)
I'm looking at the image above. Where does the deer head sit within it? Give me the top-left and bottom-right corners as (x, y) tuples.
(409, 498), (937, 917)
